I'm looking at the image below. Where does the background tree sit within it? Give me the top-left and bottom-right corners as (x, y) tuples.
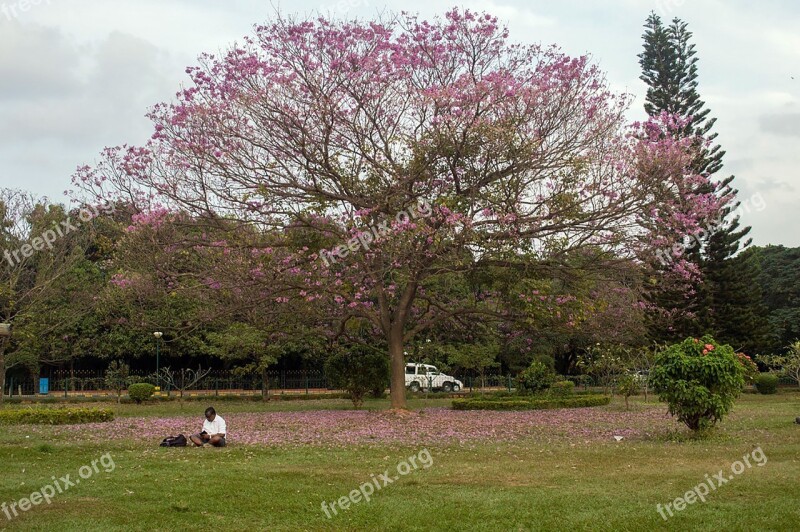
(439, 341), (500, 389)
(745, 245), (800, 353)
(324, 345), (390, 409)
(577, 344), (627, 394)
(0, 190), (94, 402)
(157, 366), (212, 407)
(105, 360), (131, 403)
(758, 341), (800, 388)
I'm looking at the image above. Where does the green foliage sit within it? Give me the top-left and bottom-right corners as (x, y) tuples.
(516, 361), (556, 394)
(452, 394), (610, 411)
(206, 323), (274, 369)
(639, 14), (761, 348)
(128, 383), (156, 404)
(548, 380), (575, 398)
(577, 344), (627, 392)
(746, 246), (800, 353)
(324, 345), (390, 409)
(736, 353), (759, 384)
(649, 336), (744, 431)
(616, 374), (640, 410)
(532, 353), (556, 371)
(754, 374), (779, 395)
(0, 407), (114, 425)
(105, 360), (132, 402)
(757, 341), (800, 387)
(439, 341), (500, 378)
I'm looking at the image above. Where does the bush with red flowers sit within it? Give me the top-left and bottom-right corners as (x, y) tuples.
(736, 353), (759, 384)
(649, 336), (744, 431)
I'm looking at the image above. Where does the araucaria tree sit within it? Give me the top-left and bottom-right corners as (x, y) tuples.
(74, 10), (722, 409)
(639, 13), (764, 350)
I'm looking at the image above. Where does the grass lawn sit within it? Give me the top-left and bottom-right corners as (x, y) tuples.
(0, 392), (798, 531)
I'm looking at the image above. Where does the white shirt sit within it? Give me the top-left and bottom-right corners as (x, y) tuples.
(202, 415), (226, 436)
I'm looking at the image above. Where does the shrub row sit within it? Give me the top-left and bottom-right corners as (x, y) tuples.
(0, 407), (114, 425)
(465, 388), (595, 400)
(151, 392), (355, 402)
(452, 394), (611, 411)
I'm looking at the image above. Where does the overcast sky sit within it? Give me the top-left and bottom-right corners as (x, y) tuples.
(1, 0), (797, 246)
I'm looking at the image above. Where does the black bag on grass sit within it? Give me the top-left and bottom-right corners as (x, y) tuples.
(160, 434), (188, 447)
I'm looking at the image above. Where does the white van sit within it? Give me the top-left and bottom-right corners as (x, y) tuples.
(405, 363), (463, 392)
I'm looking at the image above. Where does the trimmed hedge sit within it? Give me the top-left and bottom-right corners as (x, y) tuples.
(452, 394), (611, 411)
(0, 407), (114, 425)
(755, 374), (779, 395)
(549, 380), (575, 398)
(128, 383), (156, 403)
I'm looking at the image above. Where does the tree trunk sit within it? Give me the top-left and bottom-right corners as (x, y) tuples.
(0, 345), (6, 405)
(388, 330), (407, 410)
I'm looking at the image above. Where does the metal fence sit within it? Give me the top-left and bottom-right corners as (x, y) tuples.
(15, 371), (791, 398)
(11, 369), (332, 397)
(2, 368), (522, 398)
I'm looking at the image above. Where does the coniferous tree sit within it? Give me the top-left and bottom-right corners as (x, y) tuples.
(638, 13), (766, 350)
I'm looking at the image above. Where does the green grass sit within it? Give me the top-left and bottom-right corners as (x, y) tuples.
(0, 393), (798, 531)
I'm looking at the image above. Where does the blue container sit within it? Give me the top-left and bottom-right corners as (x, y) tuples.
(39, 378), (49, 395)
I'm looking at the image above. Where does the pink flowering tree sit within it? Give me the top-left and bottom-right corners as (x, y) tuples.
(73, 10), (722, 409)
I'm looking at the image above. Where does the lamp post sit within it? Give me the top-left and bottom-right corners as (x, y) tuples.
(153, 332), (163, 390)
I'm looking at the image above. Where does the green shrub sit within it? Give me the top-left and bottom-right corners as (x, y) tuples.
(452, 394), (610, 411)
(105, 361), (132, 403)
(516, 361), (556, 394)
(128, 383), (156, 404)
(754, 373), (779, 394)
(616, 374), (640, 410)
(736, 353), (759, 384)
(649, 336), (744, 431)
(532, 354), (556, 371)
(0, 407), (114, 425)
(324, 345), (390, 408)
(548, 380), (575, 398)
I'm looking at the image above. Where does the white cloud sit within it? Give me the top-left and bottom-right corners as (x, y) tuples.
(0, 0), (798, 245)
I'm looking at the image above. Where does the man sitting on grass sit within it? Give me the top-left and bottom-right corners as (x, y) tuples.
(190, 407), (227, 447)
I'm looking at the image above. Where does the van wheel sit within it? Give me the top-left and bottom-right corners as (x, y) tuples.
(442, 382), (453, 393)
(452, 384), (461, 392)
(409, 382), (420, 392)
